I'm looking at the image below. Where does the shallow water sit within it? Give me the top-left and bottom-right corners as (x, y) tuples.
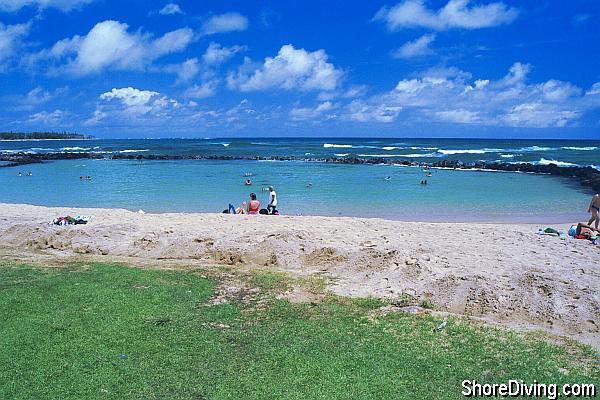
(0, 158), (591, 222)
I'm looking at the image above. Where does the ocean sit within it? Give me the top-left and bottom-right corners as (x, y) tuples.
(1, 138), (598, 222)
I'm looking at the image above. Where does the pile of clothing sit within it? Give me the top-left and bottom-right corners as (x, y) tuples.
(52, 215), (91, 226)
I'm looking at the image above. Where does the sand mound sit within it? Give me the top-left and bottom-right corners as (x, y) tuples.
(1, 203), (599, 348)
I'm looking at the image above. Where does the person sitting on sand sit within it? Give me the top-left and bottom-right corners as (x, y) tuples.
(588, 194), (600, 229)
(236, 202), (247, 214)
(575, 222), (599, 239)
(247, 193), (260, 215)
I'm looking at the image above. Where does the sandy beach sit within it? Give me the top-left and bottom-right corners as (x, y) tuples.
(1, 203), (599, 348)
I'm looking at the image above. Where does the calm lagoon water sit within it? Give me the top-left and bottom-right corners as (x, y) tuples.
(0, 158), (591, 222)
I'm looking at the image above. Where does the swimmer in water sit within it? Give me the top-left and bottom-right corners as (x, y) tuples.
(385, 176), (391, 181)
(306, 183), (313, 188)
(244, 179), (252, 186)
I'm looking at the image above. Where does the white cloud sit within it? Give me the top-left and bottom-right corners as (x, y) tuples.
(586, 83), (600, 96)
(84, 109), (106, 125)
(170, 58), (200, 83)
(185, 80), (219, 99)
(392, 33), (436, 59)
(201, 12), (248, 35)
(435, 109), (480, 123)
(342, 62), (599, 128)
(0, 0), (93, 12)
(374, 0), (518, 31)
(346, 101), (402, 123)
(290, 101), (335, 120)
(0, 22), (30, 67)
(159, 3), (182, 15)
(99, 87), (179, 115)
(202, 42), (245, 65)
(31, 20), (194, 75)
(27, 109), (67, 124)
(228, 44), (343, 92)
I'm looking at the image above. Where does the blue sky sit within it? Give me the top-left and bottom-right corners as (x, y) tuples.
(0, 0), (599, 139)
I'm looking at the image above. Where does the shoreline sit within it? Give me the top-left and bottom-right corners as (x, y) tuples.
(1, 203), (598, 348)
(0, 202), (583, 225)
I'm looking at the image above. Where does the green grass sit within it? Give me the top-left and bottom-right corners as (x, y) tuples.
(0, 263), (598, 399)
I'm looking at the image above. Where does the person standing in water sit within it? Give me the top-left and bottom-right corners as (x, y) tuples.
(588, 193), (600, 229)
(267, 186), (277, 214)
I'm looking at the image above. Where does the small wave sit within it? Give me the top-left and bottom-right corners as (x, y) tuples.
(118, 149), (150, 153)
(1, 149), (37, 154)
(357, 154), (404, 157)
(536, 158), (578, 167)
(409, 146), (438, 150)
(500, 154), (516, 158)
(208, 142), (230, 147)
(323, 143), (352, 148)
(334, 153), (350, 157)
(382, 146), (403, 151)
(517, 146), (553, 152)
(437, 149), (486, 155)
(356, 153), (437, 158)
(62, 146), (90, 151)
(561, 146), (598, 151)
(401, 153), (438, 158)
(438, 148), (504, 155)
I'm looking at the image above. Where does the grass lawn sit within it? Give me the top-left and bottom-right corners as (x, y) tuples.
(0, 263), (598, 399)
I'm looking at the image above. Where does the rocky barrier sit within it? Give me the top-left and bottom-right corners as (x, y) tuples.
(2, 152), (599, 193)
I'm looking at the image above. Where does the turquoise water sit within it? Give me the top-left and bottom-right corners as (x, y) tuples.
(0, 158), (591, 222)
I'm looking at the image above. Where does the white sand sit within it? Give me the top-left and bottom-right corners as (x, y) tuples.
(1, 203), (599, 348)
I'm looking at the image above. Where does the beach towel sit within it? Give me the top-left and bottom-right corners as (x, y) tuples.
(52, 215), (91, 226)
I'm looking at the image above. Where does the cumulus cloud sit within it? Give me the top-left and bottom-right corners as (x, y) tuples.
(184, 80), (219, 99)
(373, 0), (518, 31)
(0, 22), (30, 68)
(228, 44), (344, 92)
(290, 101), (335, 120)
(342, 62), (599, 128)
(163, 57), (200, 83)
(30, 20), (194, 76)
(0, 0), (93, 12)
(392, 33), (436, 59)
(159, 3), (182, 15)
(346, 101), (402, 123)
(99, 87), (179, 115)
(201, 12), (248, 35)
(202, 42), (245, 65)
(27, 109), (68, 124)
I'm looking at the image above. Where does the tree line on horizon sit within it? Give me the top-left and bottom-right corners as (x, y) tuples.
(0, 132), (93, 140)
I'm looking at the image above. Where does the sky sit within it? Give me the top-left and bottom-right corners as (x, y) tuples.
(0, 0), (599, 139)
